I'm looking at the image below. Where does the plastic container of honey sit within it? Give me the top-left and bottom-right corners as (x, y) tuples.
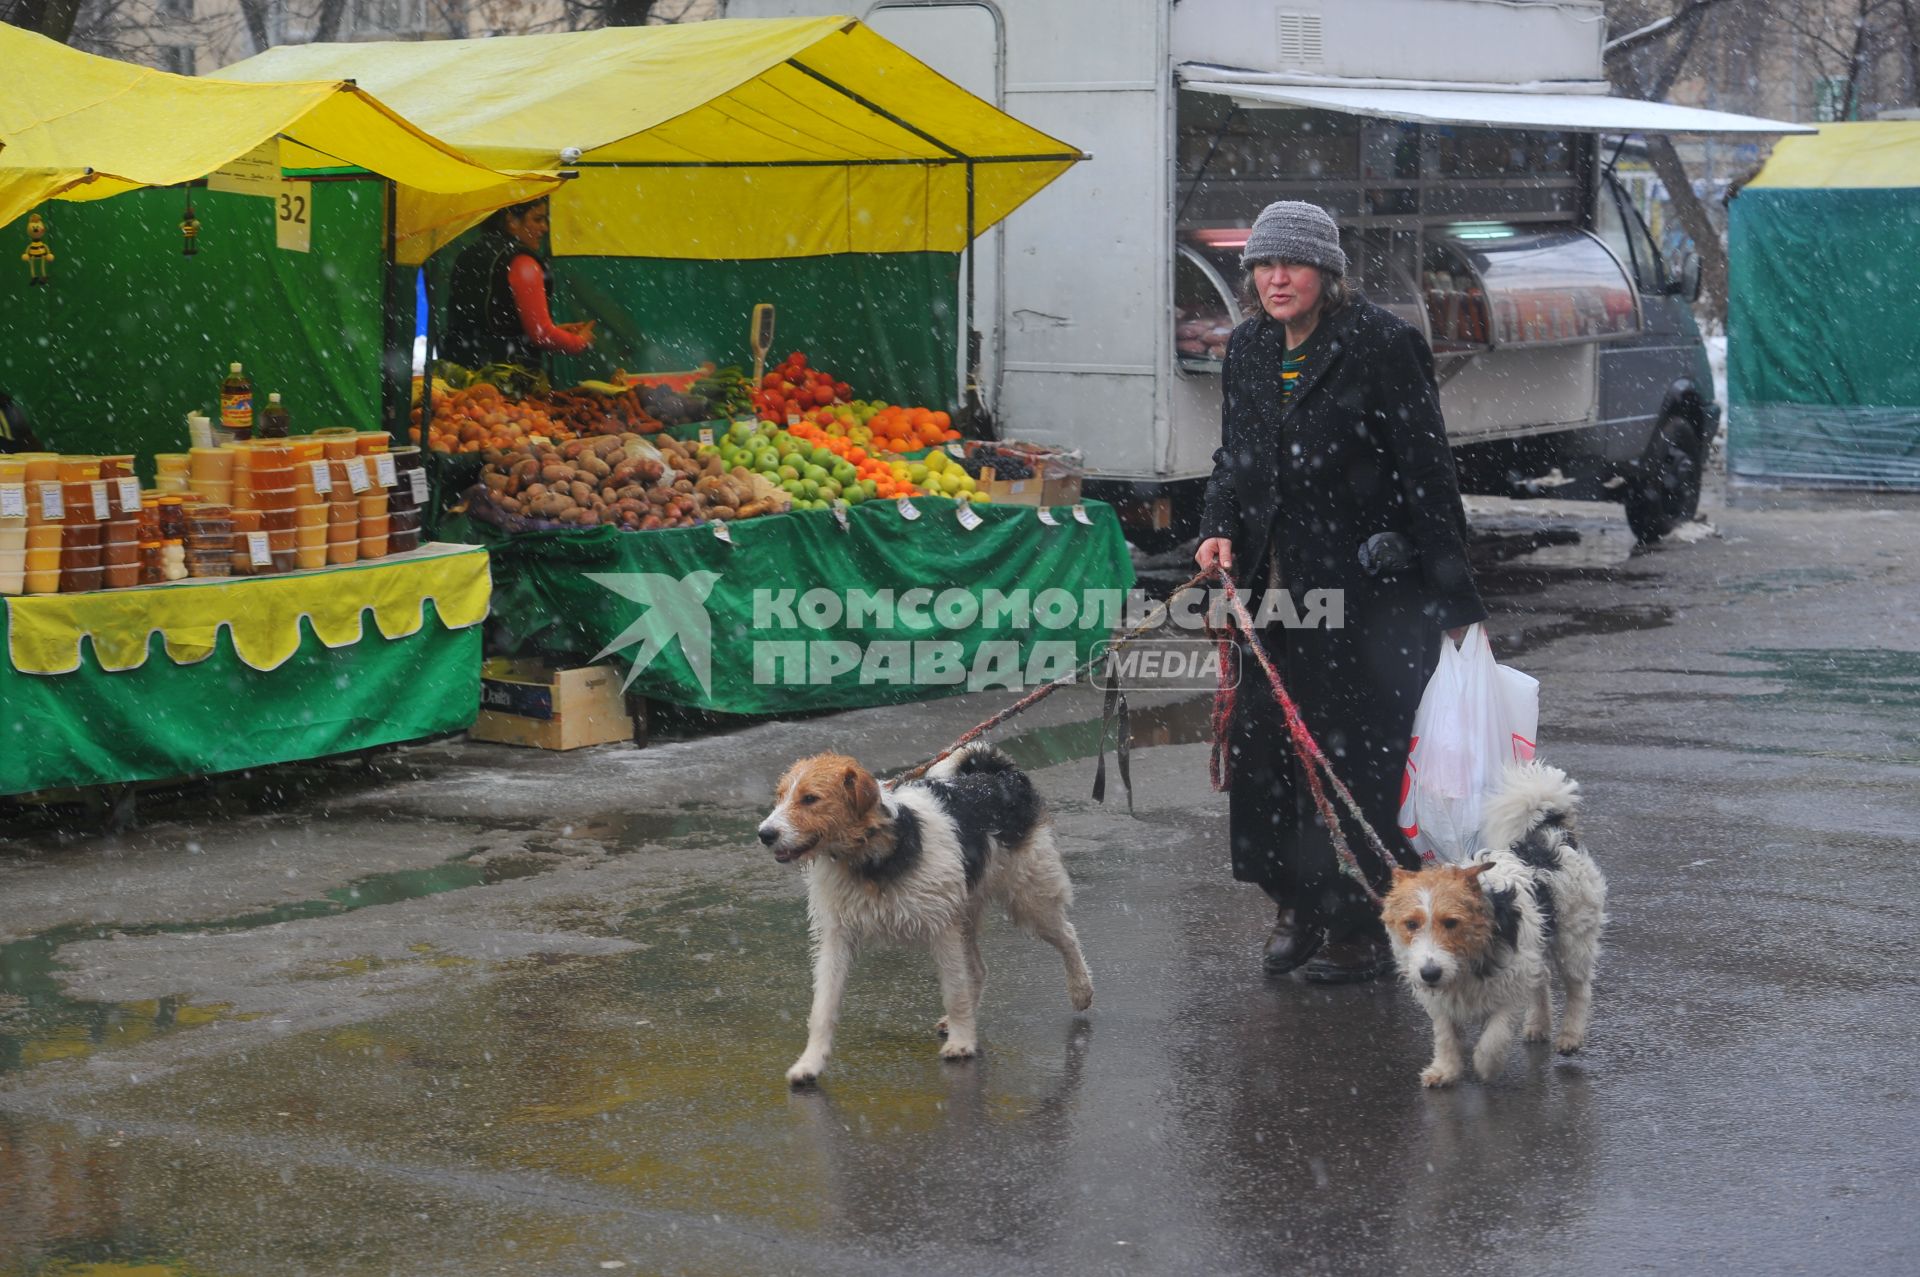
(18, 453), (60, 483)
(294, 544), (328, 570)
(326, 538), (360, 565)
(355, 431), (391, 455)
(313, 428), (360, 461)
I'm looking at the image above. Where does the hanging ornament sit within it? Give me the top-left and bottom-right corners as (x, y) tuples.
(22, 213), (52, 286)
(181, 200), (200, 257)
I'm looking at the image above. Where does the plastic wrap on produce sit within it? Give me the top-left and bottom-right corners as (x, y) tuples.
(1729, 403), (1920, 488)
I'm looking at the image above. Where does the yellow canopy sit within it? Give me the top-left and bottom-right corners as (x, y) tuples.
(0, 22), (555, 233)
(215, 16), (1084, 264)
(1748, 121), (1920, 190)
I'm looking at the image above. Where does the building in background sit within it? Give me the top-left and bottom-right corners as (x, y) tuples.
(50, 0), (716, 78)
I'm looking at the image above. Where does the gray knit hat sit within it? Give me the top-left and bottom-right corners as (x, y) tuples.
(1240, 200), (1347, 275)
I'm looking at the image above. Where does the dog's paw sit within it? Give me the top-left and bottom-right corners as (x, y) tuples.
(1069, 978), (1094, 1012)
(786, 1057), (825, 1086)
(1524, 1023), (1552, 1044)
(1553, 1032), (1585, 1055)
(933, 1015), (949, 1038)
(1472, 1051), (1508, 1082)
(1421, 1062), (1461, 1088)
(939, 1038), (978, 1061)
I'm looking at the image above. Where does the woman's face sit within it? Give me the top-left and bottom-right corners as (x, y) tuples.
(505, 204), (551, 251)
(1251, 260), (1324, 325)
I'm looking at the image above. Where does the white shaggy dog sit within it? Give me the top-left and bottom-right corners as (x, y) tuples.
(1383, 762), (1608, 1086)
(757, 743), (1094, 1086)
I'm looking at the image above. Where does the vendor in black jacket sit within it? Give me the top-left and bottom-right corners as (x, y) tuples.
(1196, 201), (1487, 984)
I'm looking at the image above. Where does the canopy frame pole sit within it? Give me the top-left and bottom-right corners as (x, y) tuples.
(782, 59), (968, 159)
(380, 178), (409, 441)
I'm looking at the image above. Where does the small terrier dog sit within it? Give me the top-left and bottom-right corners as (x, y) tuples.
(758, 743), (1094, 1086)
(1384, 762), (1607, 1087)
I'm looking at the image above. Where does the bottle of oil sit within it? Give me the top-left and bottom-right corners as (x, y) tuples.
(260, 392), (291, 439)
(219, 363), (254, 442)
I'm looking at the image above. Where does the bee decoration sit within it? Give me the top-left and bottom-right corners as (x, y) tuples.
(22, 213), (52, 286)
(182, 200), (200, 257)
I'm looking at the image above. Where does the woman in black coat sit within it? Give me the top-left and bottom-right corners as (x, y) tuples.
(1196, 201), (1487, 983)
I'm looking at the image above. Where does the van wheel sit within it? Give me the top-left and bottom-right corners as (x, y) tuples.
(1624, 412), (1704, 544)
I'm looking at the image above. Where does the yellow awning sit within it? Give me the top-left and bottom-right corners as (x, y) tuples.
(1747, 121), (1920, 190)
(215, 17), (1084, 263)
(0, 23), (555, 233)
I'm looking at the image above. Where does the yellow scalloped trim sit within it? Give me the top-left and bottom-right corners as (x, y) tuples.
(6, 544), (491, 676)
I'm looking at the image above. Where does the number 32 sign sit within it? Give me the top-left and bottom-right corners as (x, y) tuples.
(276, 186), (311, 254)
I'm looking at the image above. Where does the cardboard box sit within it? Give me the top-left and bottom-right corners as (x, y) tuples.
(470, 659), (641, 751)
(975, 471), (1083, 508)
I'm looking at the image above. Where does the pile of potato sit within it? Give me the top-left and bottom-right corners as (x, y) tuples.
(473, 433), (790, 532)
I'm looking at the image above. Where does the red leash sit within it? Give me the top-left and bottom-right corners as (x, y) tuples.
(897, 568), (1402, 903)
(1208, 574), (1399, 904)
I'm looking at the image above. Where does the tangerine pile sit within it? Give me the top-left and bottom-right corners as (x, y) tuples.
(411, 382), (575, 453)
(864, 405), (958, 453)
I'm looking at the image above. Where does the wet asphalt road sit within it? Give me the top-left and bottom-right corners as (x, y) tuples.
(2, 478), (1917, 1276)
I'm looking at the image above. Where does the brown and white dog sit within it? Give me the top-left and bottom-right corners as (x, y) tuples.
(1383, 762), (1607, 1087)
(758, 743), (1094, 1086)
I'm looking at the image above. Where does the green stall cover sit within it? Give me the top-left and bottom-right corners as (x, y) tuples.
(0, 602), (480, 797)
(552, 254), (960, 410)
(469, 500), (1135, 716)
(1728, 188), (1920, 486)
(426, 244), (961, 411)
(0, 184), (392, 471)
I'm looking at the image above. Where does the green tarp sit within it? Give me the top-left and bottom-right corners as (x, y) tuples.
(1728, 188), (1920, 486)
(0, 184), (393, 471)
(466, 499), (1135, 715)
(427, 247), (962, 410)
(1, 602), (479, 796)
(551, 254), (961, 409)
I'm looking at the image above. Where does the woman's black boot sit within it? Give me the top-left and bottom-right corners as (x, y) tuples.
(1299, 918), (1393, 985)
(1262, 906), (1324, 974)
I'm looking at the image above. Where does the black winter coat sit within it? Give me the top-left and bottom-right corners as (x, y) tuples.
(1202, 296), (1487, 931)
(1201, 297), (1485, 627)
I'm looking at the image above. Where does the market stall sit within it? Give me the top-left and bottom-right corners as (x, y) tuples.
(0, 23), (554, 461)
(215, 20), (1131, 714)
(0, 33), (534, 793)
(1729, 121), (1920, 488)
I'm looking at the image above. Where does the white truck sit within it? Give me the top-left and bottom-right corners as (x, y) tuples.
(723, 0), (1805, 543)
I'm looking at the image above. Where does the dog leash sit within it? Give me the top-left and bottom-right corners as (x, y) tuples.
(890, 568), (1205, 787)
(893, 567), (1401, 902)
(1208, 574), (1398, 904)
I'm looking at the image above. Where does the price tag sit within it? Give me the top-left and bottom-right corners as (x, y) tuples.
(309, 460), (333, 495)
(91, 481), (111, 520)
(896, 496), (921, 522)
(247, 530), (272, 567)
(945, 442), (967, 459)
(529, 434), (552, 447)
(698, 427), (715, 448)
(40, 485), (64, 521)
(408, 470), (429, 504)
(344, 458), (370, 494)
(0, 485), (25, 519)
(710, 518), (732, 544)
(118, 477), (142, 512)
(1037, 507), (1060, 527)
(786, 411), (801, 428)
(955, 499), (983, 531)
(1071, 503), (1094, 526)
(830, 499), (850, 531)
(375, 453), (398, 488)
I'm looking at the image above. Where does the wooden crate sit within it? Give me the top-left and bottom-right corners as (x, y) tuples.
(470, 659), (642, 751)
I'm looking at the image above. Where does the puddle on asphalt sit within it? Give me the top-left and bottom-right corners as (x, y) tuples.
(1716, 648), (1920, 709)
(0, 855), (551, 1077)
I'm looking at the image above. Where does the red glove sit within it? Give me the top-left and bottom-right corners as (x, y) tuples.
(507, 255), (591, 355)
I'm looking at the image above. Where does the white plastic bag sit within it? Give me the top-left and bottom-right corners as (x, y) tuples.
(1397, 625), (1539, 863)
